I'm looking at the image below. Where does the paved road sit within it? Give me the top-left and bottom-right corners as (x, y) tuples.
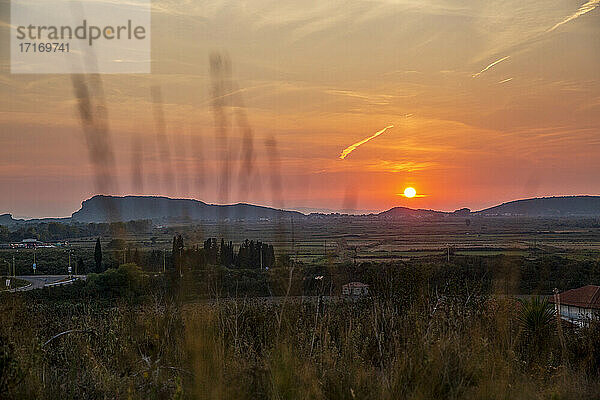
(8, 275), (86, 291)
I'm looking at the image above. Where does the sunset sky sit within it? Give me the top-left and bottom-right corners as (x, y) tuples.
(1, 0), (599, 218)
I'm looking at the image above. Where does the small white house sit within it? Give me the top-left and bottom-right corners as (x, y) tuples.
(342, 282), (369, 297)
(550, 285), (600, 325)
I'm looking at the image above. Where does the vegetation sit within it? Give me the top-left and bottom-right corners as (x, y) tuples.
(94, 237), (102, 273)
(1, 217), (600, 398)
(0, 257), (600, 399)
(0, 220), (152, 242)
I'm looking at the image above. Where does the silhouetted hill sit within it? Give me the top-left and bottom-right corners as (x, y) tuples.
(377, 206), (446, 219)
(71, 195), (304, 223)
(3, 195), (600, 225)
(475, 196), (600, 217)
(0, 213), (21, 226)
(376, 196), (600, 218)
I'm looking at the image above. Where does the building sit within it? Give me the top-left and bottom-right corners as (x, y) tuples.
(4, 239), (54, 249)
(342, 282), (369, 297)
(549, 285), (600, 325)
(21, 239), (45, 248)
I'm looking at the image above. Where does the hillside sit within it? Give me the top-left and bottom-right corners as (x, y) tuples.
(71, 195), (304, 223)
(0, 213), (20, 226)
(377, 206), (447, 219)
(3, 195), (600, 224)
(476, 196), (600, 217)
(376, 196), (600, 219)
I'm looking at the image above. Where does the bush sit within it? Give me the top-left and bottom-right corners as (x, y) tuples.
(86, 263), (147, 301)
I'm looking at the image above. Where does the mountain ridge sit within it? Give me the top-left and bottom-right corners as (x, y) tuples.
(71, 195), (305, 223)
(475, 195), (600, 217)
(2, 195), (600, 224)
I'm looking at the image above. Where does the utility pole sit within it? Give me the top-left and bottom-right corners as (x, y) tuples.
(13, 255), (15, 277)
(163, 250), (166, 273)
(68, 250), (73, 277)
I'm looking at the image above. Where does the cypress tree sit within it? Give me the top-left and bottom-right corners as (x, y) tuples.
(172, 234), (185, 269)
(94, 238), (103, 272)
(77, 257), (85, 274)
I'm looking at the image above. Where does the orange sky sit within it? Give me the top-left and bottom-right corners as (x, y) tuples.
(1, 0), (599, 217)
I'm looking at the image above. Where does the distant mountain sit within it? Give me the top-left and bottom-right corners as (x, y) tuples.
(375, 196), (600, 219)
(377, 206), (447, 219)
(475, 196), (600, 217)
(0, 215), (73, 225)
(3, 195), (600, 225)
(71, 195), (304, 223)
(0, 213), (21, 226)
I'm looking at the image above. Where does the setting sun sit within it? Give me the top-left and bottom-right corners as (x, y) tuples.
(404, 187), (417, 198)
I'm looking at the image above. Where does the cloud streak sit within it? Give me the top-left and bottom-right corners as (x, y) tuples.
(548, 0), (600, 32)
(472, 56), (510, 78)
(472, 0), (597, 81)
(339, 125), (394, 160)
(368, 160), (437, 172)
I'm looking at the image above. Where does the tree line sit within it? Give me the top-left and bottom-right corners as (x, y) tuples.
(88, 235), (277, 274)
(172, 235), (275, 270)
(0, 220), (152, 243)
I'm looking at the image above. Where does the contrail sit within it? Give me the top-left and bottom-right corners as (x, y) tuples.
(339, 125), (394, 160)
(472, 56), (510, 78)
(498, 77), (513, 84)
(548, 0), (599, 32)
(470, 0), (597, 81)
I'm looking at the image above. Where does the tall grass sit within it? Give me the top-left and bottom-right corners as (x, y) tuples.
(2, 265), (600, 399)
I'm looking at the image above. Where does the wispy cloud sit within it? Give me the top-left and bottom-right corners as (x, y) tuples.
(325, 89), (394, 105)
(548, 0), (600, 32)
(470, 0), (598, 83)
(368, 160), (437, 172)
(472, 56), (510, 78)
(339, 125), (394, 160)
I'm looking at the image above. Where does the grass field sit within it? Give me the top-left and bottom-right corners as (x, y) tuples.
(2, 262), (600, 399)
(3, 218), (600, 274)
(1, 217), (600, 398)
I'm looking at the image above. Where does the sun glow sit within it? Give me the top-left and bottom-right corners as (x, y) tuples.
(404, 187), (417, 198)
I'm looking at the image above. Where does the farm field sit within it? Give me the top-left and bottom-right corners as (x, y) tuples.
(4, 217), (600, 275)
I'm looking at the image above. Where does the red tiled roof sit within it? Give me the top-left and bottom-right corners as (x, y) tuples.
(549, 285), (600, 309)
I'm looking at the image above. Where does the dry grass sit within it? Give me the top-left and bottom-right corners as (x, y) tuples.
(1, 270), (600, 399)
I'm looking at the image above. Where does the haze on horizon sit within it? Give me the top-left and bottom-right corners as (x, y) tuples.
(1, 0), (599, 218)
